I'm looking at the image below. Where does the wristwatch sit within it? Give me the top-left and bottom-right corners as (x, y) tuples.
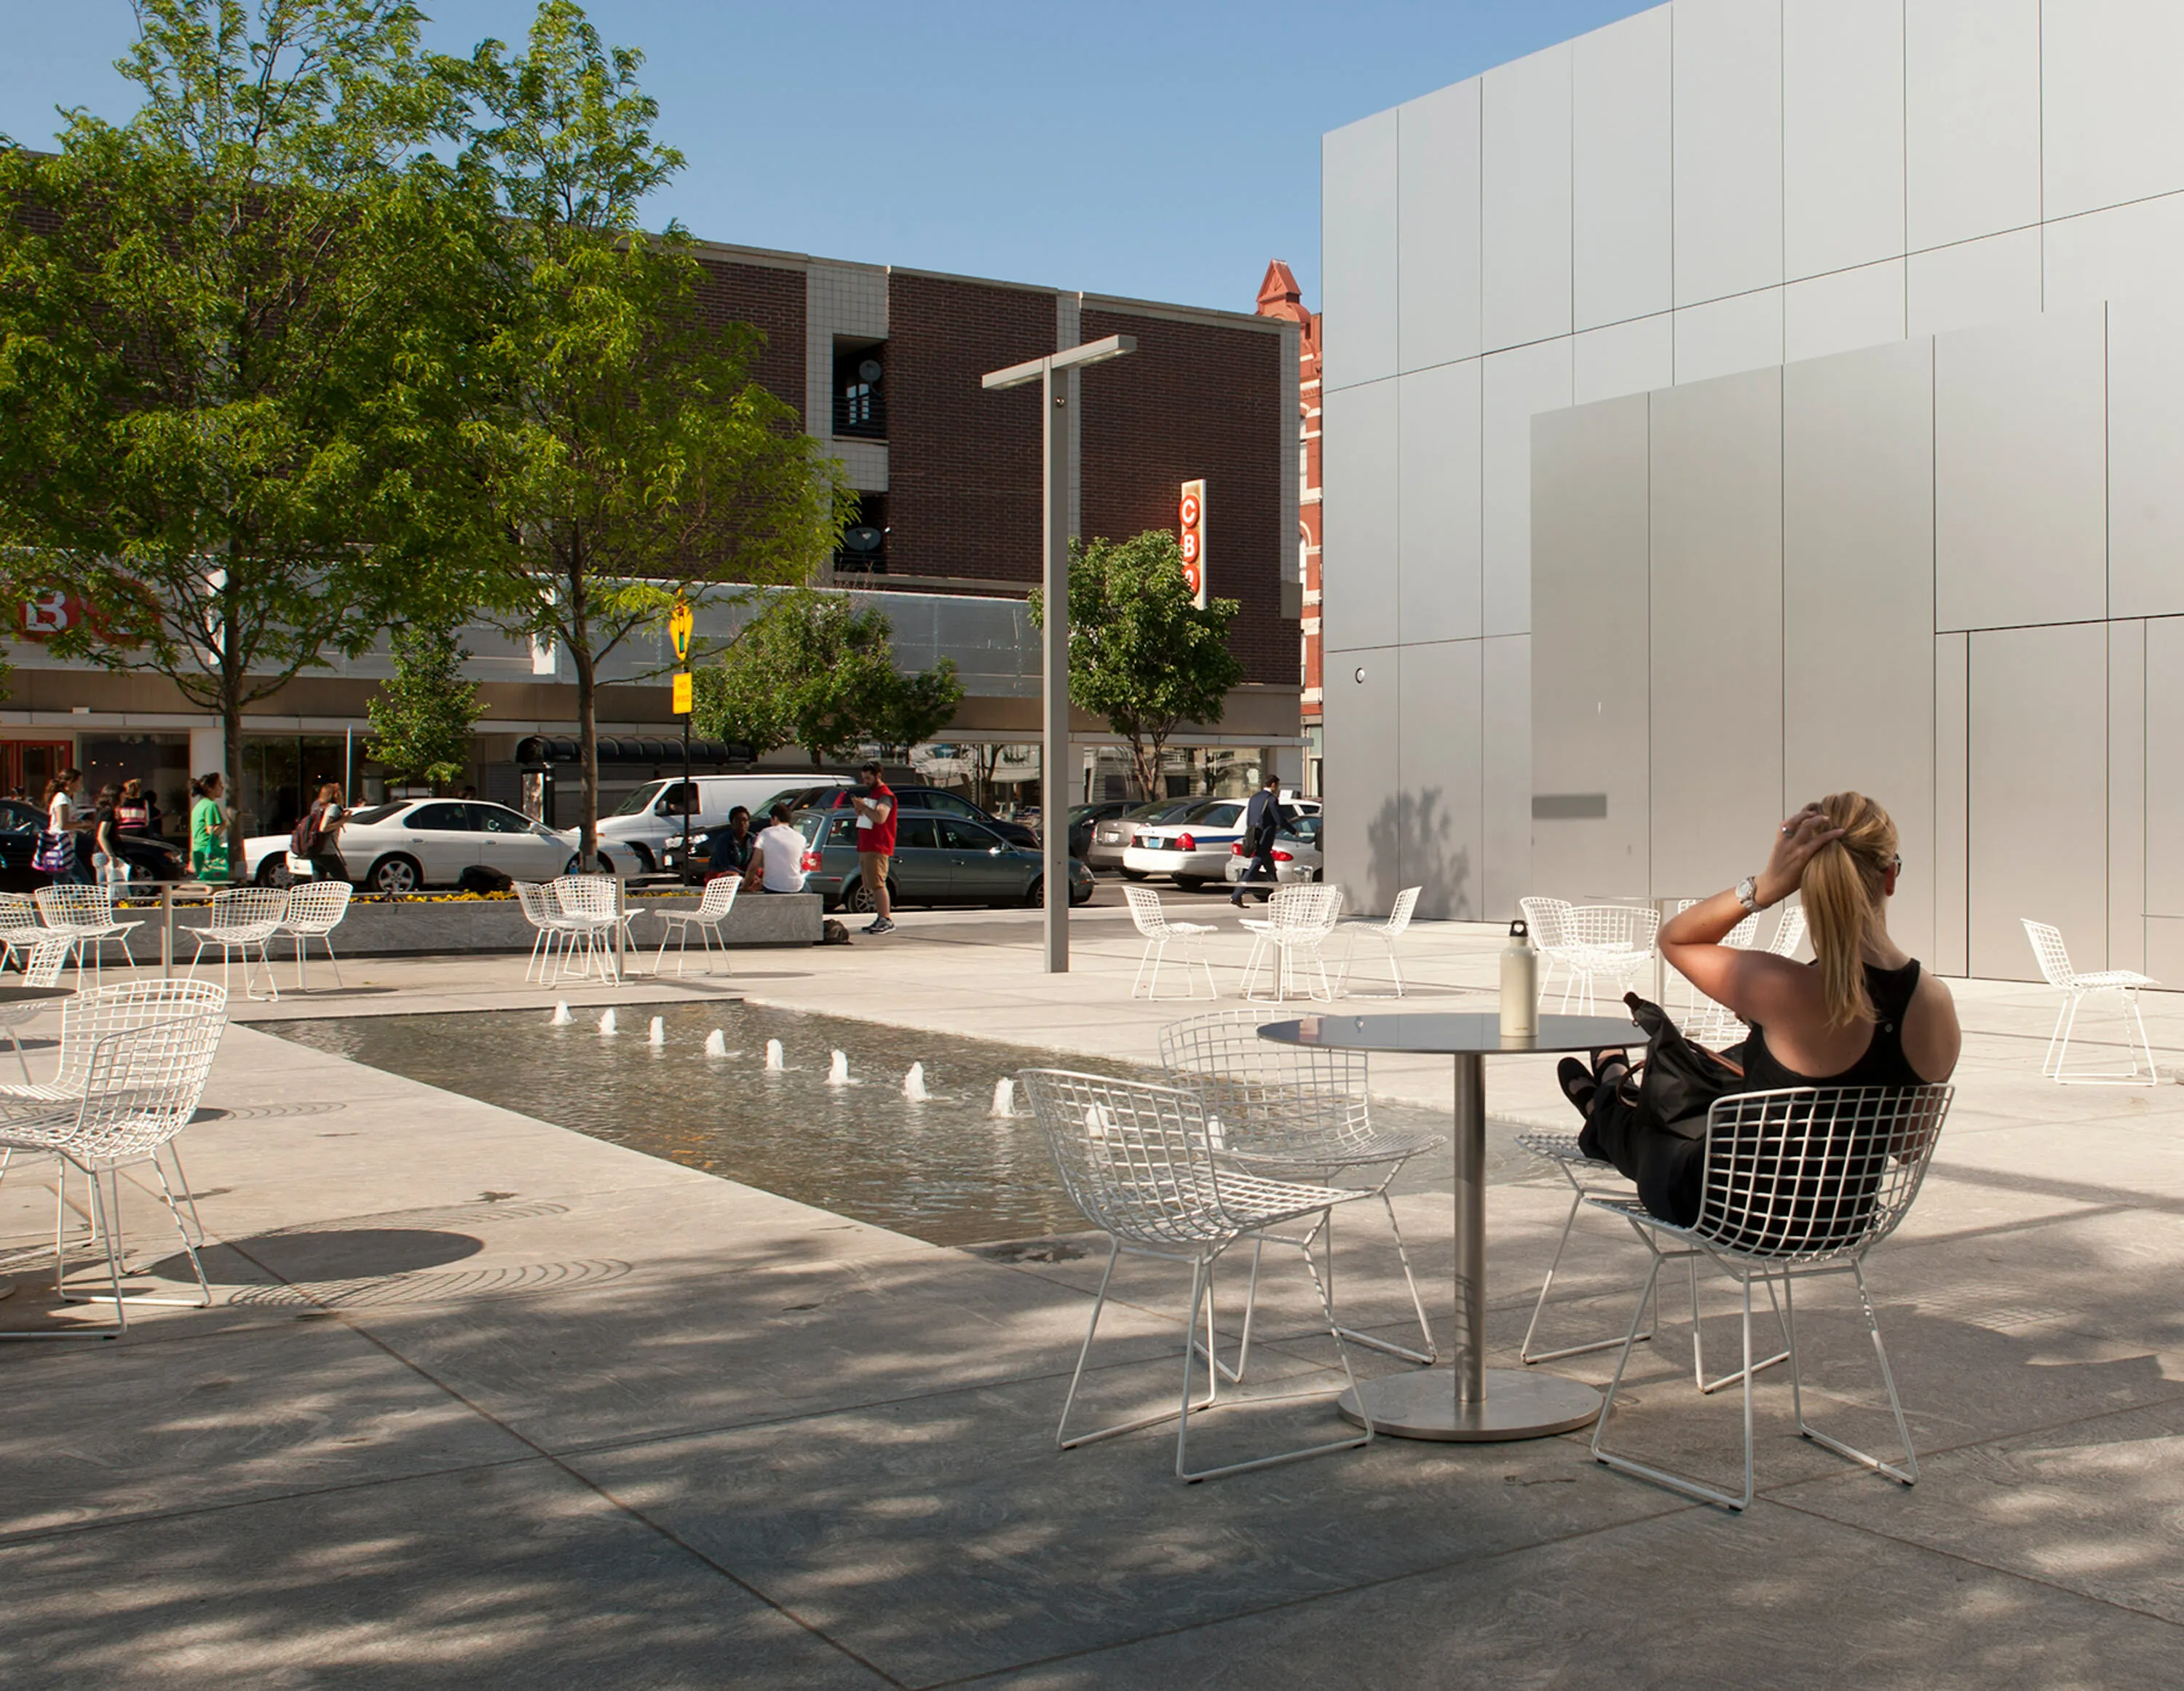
(1735, 876), (1760, 914)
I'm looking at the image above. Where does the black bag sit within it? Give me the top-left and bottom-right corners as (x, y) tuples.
(1615, 991), (1745, 1141)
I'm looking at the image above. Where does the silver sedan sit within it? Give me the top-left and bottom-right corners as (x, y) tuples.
(1222, 815), (1325, 898)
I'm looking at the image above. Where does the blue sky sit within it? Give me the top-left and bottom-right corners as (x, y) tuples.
(0, 1), (1652, 312)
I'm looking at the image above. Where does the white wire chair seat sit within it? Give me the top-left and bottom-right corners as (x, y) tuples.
(551, 875), (630, 983)
(184, 886), (288, 1001)
(1018, 1067), (1375, 1481)
(1123, 884), (1219, 1000)
(1336, 885), (1419, 998)
(1159, 1008), (1439, 1368)
(1584, 1082), (1953, 1511)
(0, 1013), (226, 1336)
(653, 875), (739, 978)
(274, 879), (352, 991)
(1239, 883), (1345, 1003)
(35, 884), (141, 981)
(2021, 919), (2160, 1085)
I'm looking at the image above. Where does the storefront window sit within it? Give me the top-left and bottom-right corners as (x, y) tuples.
(80, 734), (191, 840)
(239, 735), (355, 838)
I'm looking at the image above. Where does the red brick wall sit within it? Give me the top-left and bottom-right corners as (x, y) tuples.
(886, 272), (1055, 585)
(692, 257), (805, 412)
(1080, 307), (1291, 687)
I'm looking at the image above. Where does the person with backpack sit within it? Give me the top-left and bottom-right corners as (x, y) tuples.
(290, 783), (350, 882)
(1230, 772), (1291, 906)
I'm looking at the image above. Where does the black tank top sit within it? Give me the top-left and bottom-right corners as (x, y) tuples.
(1740, 959), (1928, 1090)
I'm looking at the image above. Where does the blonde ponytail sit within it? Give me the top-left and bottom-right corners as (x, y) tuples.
(1799, 791), (1898, 1029)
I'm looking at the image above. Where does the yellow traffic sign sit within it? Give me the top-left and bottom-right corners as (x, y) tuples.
(671, 671), (692, 715)
(668, 597), (694, 663)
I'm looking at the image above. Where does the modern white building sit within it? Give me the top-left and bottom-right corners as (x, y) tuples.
(1321, 0), (2184, 980)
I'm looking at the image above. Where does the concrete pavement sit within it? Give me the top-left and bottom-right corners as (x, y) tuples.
(0, 903), (2177, 1687)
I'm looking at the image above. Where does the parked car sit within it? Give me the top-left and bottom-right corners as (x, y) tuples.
(1066, 800), (1133, 861)
(561, 772), (852, 875)
(0, 800), (188, 890)
(764, 784), (1039, 851)
(1222, 813), (1325, 896)
(791, 807), (1093, 913)
(1086, 797), (1202, 876)
(1121, 795), (1322, 892)
(245, 799), (581, 894)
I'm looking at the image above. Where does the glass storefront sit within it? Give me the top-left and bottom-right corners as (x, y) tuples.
(79, 734), (192, 839)
(239, 734), (358, 839)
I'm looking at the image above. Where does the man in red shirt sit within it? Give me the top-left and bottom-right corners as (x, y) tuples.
(850, 760), (898, 935)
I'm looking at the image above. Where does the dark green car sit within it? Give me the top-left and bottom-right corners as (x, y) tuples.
(796, 807), (1095, 914)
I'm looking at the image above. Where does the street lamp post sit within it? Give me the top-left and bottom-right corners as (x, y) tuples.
(981, 333), (1136, 973)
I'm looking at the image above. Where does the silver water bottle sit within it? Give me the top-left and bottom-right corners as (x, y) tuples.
(1500, 917), (1538, 1039)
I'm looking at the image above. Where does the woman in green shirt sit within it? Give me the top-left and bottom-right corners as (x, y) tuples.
(189, 772), (230, 881)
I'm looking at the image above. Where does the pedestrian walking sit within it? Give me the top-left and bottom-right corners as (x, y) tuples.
(1230, 772), (1290, 906)
(90, 785), (130, 893)
(753, 804), (809, 893)
(292, 782), (349, 882)
(114, 777), (151, 834)
(36, 768), (88, 884)
(189, 772), (230, 882)
(850, 761), (897, 934)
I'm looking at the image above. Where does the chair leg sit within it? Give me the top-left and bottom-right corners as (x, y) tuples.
(6, 1027), (28, 1085)
(1591, 1248), (1755, 1511)
(323, 935), (344, 989)
(1689, 1252), (1790, 1395)
(162, 1141), (207, 1246)
(1521, 1183), (1658, 1366)
(2129, 991), (2160, 1083)
(1784, 1264), (1919, 1486)
(2041, 991), (2070, 1077)
(1335, 1192), (1436, 1365)
(1058, 1241), (1216, 1451)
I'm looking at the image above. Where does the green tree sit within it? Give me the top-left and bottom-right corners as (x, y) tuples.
(451, 2), (849, 866)
(0, 0), (480, 874)
(365, 624), (484, 791)
(692, 588), (961, 767)
(1029, 530), (1246, 800)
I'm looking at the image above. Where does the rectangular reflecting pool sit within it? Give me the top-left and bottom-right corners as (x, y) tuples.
(269, 1002), (1532, 1247)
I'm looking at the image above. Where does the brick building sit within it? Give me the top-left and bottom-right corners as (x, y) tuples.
(1254, 260), (1322, 794)
(3, 239), (1303, 841)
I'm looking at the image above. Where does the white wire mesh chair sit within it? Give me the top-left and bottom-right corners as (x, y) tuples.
(0, 975), (232, 1250)
(35, 884), (142, 983)
(185, 886), (288, 1001)
(0, 935), (73, 1083)
(1554, 904), (1661, 1015)
(1587, 1083), (1953, 1511)
(2022, 919), (2161, 1085)
(653, 875), (739, 978)
(1335, 885), (1420, 999)
(1673, 901), (1760, 1048)
(1766, 905), (1808, 959)
(0, 892), (49, 971)
(1239, 883), (1345, 1003)
(1159, 1010), (1439, 1369)
(1519, 896), (1577, 1007)
(514, 882), (575, 984)
(1018, 1067), (1375, 1481)
(1123, 884), (1219, 1000)
(552, 876), (629, 984)
(0, 1013), (226, 1338)
(276, 880), (352, 991)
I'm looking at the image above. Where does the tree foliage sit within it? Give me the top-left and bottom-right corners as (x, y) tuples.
(692, 588), (962, 767)
(365, 623), (483, 790)
(0, 0), (481, 871)
(1029, 530), (1246, 799)
(446, 2), (851, 859)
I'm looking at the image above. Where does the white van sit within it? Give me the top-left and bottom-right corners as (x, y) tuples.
(564, 773), (852, 873)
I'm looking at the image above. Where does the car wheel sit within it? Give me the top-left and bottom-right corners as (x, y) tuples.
(1175, 876), (1207, 893)
(842, 876), (878, 914)
(563, 855), (583, 876)
(628, 844), (655, 874)
(1119, 868), (1148, 882)
(1024, 877), (1045, 908)
(255, 857), (293, 890)
(366, 854), (422, 895)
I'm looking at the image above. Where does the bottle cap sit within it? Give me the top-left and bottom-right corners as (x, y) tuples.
(1509, 918), (1528, 940)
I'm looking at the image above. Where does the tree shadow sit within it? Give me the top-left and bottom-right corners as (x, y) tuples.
(1364, 786), (1474, 920)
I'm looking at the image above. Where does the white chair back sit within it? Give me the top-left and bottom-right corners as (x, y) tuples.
(2021, 919), (2076, 988)
(697, 874), (741, 919)
(1266, 882), (1343, 938)
(0, 892), (44, 939)
(1519, 896), (1574, 951)
(207, 886), (288, 940)
(514, 882), (557, 929)
(280, 880), (352, 935)
(36, 884), (114, 931)
(553, 875), (619, 922)
(1018, 1069), (1224, 1245)
(1123, 884), (1178, 940)
(1157, 1009), (1376, 1164)
(51, 978), (229, 1093)
(68, 1014), (226, 1163)
(1381, 886), (1420, 938)
(1569, 903), (1658, 954)
(1767, 906), (1808, 958)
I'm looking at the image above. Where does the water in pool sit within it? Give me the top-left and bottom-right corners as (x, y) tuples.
(269, 1002), (1530, 1247)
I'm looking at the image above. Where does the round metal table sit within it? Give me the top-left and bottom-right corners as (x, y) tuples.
(1259, 1010), (1639, 1442)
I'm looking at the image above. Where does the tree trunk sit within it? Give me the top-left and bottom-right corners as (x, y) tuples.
(221, 655), (247, 884)
(1131, 733), (1161, 803)
(573, 640), (599, 870)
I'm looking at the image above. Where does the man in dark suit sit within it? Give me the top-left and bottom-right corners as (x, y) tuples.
(1230, 773), (1290, 906)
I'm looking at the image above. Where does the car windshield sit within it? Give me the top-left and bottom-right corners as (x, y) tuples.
(344, 804), (405, 827)
(1123, 799), (1195, 823)
(609, 781), (668, 818)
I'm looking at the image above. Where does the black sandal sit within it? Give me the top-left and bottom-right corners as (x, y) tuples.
(1557, 1057), (1597, 1112)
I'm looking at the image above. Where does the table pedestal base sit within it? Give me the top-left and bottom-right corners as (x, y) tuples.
(1337, 1368), (1601, 1442)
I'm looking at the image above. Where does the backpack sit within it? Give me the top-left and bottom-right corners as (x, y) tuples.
(290, 807), (320, 857)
